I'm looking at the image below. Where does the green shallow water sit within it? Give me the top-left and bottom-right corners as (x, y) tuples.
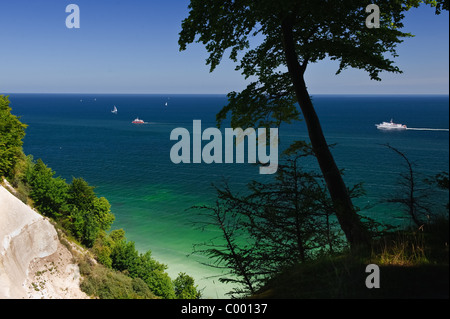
(9, 93), (449, 298)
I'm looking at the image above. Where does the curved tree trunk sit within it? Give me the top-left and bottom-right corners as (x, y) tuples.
(281, 19), (371, 249)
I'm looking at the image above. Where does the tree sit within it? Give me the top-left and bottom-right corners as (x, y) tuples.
(66, 178), (115, 247)
(0, 95), (27, 178)
(192, 150), (359, 297)
(385, 144), (433, 227)
(179, 0), (447, 249)
(110, 240), (177, 299)
(28, 159), (69, 218)
(68, 177), (97, 212)
(173, 272), (202, 299)
(192, 201), (260, 297)
(132, 251), (175, 299)
(237, 153), (345, 262)
(432, 0), (450, 13)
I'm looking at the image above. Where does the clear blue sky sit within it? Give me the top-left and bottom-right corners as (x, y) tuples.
(0, 0), (448, 94)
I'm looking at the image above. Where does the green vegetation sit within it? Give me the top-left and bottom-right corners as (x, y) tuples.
(179, 0), (448, 299)
(0, 95), (27, 179)
(3, 0), (449, 299)
(192, 150), (349, 297)
(252, 217), (449, 299)
(0, 95), (201, 299)
(20, 157), (116, 249)
(179, 0), (449, 250)
(192, 148), (449, 298)
(78, 256), (157, 299)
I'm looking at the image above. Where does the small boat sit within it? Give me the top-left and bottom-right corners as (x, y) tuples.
(132, 118), (145, 124)
(376, 119), (407, 130)
(165, 102), (168, 107)
(112, 106), (118, 114)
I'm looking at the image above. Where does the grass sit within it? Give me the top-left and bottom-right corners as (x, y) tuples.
(252, 218), (449, 299)
(78, 256), (158, 299)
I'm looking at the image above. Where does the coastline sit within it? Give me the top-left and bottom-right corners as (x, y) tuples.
(3, 93), (448, 299)
(0, 182), (88, 299)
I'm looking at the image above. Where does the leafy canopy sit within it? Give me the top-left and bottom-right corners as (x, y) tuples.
(179, 0), (446, 129)
(0, 95), (27, 178)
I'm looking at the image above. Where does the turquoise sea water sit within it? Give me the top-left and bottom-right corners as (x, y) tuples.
(7, 94), (449, 298)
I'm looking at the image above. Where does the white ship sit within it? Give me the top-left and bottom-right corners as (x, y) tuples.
(376, 119), (407, 130)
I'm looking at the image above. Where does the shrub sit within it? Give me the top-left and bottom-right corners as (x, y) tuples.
(174, 272), (202, 299)
(27, 159), (69, 218)
(0, 95), (27, 179)
(79, 261), (157, 299)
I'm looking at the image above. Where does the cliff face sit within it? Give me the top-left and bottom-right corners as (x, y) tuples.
(0, 185), (87, 299)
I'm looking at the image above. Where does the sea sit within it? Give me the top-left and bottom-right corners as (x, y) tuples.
(6, 93), (449, 298)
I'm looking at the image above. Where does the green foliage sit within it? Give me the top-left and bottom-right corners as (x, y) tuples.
(178, 0), (437, 130)
(91, 228), (203, 299)
(254, 216), (449, 299)
(174, 272), (202, 299)
(0, 95), (27, 178)
(93, 197), (115, 230)
(68, 177), (97, 212)
(6, 154), (35, 204)
(179, 0), (448, 250)
(79, 257), (157, 299)
(23, 159), (115, 247)
(110, 240), (176, 299)
(421, 0), (449, 14)
(193, 153), (354, 297)
(2, 96), (200, 299)
(63, 178), (115, 247)
(28, 159), (69, 218)
(111, 240), (140, 272)
(132, 251), (175, 299)
(92, 231), (115, 268)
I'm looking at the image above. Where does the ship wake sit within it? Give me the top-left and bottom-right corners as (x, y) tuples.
(406, 127), (449, 132)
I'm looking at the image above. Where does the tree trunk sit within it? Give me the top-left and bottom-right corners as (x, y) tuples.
(281, 19), (371, 249)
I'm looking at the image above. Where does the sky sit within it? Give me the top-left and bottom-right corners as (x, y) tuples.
(0, 0), (448, 95)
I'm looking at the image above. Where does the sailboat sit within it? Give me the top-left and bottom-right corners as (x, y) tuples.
(112, 106), (118, 114)
(165, 102), (168, 107)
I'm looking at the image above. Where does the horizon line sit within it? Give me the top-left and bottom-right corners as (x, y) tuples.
(2, 92), (449, 96)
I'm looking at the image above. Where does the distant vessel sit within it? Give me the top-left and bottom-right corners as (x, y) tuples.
(165, 102), (168, 107)
(132, 118), (145, 124)
(112, 106), (118, 114)
(376, 119), (407, 130)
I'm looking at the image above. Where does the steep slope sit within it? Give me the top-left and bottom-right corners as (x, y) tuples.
(0, 184), (88, 299)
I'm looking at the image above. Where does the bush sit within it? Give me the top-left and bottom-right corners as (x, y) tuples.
(110, 241), (176, 299)
(79, 262), (157, 299)
(0, 95), (27, 179)
(27, 159), (69, 218)
(66, 178), (115, 247)
(174, 272), (202, 299)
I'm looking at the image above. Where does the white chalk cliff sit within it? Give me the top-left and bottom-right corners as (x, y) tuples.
(0, 184), (88, 299)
